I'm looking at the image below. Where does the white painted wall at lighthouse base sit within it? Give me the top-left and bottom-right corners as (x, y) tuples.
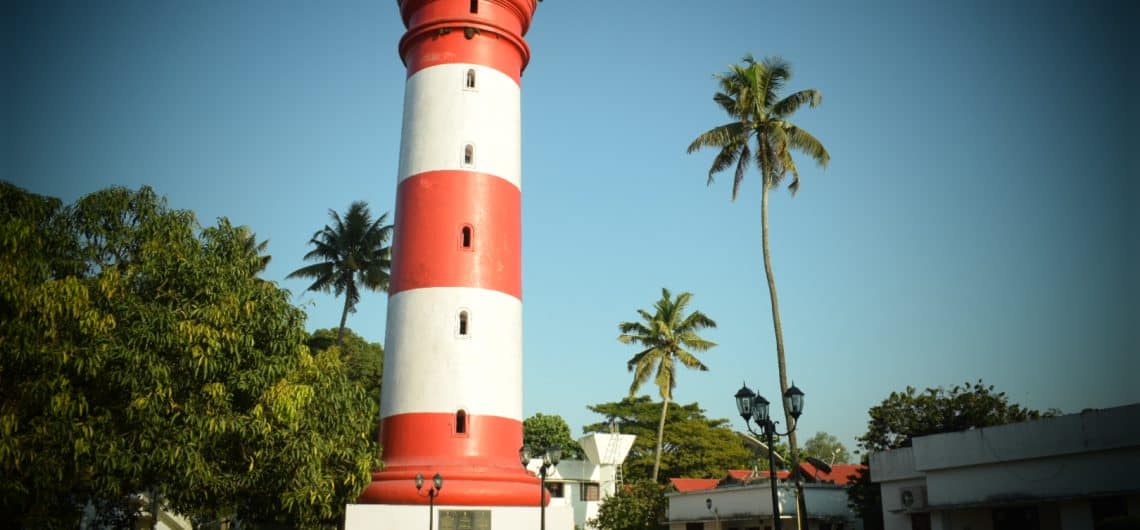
(345, 503), (574, 530)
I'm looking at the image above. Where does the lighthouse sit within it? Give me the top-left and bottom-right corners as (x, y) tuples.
(353, 0), (545, 518)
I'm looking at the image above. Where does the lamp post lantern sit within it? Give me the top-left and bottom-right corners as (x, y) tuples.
(521, 444), (561, 530)
(735, 382), (805, 530)
(414, 472), (443, 530)
(706, 498), (721, 530)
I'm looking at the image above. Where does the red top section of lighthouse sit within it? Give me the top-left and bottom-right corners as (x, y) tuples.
(397, 0), (538, 82)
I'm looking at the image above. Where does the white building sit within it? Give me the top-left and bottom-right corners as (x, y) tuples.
(667, 464), (864, 530)
(871, 403), (1140, 530)
(525, 432), (637, 530)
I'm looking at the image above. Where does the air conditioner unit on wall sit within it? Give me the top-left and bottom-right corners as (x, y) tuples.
(900, 486), (928, 510)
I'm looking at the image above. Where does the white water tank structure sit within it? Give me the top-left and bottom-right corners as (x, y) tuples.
(525, 433), (638, 529)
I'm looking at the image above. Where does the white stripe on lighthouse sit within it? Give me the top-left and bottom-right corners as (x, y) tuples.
(397, 63), (522, 188)
(380, 287), (522, 420)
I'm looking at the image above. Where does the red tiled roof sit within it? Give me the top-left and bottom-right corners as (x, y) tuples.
(797, 462), (866, 486)
(670, 478), (720, 492)
(726, 469), (753, 480)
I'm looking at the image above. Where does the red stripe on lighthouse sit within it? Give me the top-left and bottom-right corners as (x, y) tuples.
(398, 0), (535, 81)
(390, 170), (521, 299)
(359, 413), (540, 506)
(379, 413), (523, 469)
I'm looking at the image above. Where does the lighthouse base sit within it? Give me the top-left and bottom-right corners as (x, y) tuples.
(344, 503), (574, 530)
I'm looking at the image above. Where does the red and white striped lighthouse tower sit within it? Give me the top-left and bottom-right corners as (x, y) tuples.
(357, 0), (539, 507)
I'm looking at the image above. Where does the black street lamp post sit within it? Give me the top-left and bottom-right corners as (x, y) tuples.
(520, 444), (561, 530)
(735, 382), (805, 530)
(415, 472), (443, 530)
(706, 498), (721, 530)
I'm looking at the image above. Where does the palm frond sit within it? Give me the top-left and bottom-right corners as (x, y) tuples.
(733, 142), (752, 201)
(674, 349), (710, 370)
(687, 122), (747, 153)
(678, 310), (716, 332)
(784, 124), (830, 168)
(705, 143), (743, 188)
(772, 89), (822, 117)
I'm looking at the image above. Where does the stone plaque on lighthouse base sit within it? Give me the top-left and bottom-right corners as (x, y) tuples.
(344, 504), (574, 530)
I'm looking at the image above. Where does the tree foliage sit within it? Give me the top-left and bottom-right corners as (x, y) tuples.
(856, 380), (1057, 453)
(618, 288), (716, 482)
(523, 413), (585, 461)
(802, 431), (850, 465)
(287, 201), (392, 343)
(847, 380), (1056, 530)
(0, 183), (378, 529)
(584, 397), (751, 483)
(587, 481), (668, 530)
(306, 327), (384, 407)
(688, 54), (830, 199)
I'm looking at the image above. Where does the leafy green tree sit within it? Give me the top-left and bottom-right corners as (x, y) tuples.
(688, 55), (830, 475)
(587, 481), (667, 530)
(0, 184), (378, 529)
(857, 380), (1056, 453)
(306, 328), (384, 406)
(802, 432), (850, 465)
(287, 202), (392, 343)
(847, 380), (1056, 530)
(523, 413), (585, 460)
(584, 397), (751, 482)
(619, 288), (717, 482)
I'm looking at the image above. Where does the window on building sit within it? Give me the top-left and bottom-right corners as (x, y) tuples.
(461, 225), (472, 249)
(579, 483), (600, 501)
(465, 69), (476, 89)
(455, 410), (467, 434)
(463, 144), (474, 166)
(458, 310), (469, 336)
(469, 0), (478, 13)
(545, 482), (564, 498)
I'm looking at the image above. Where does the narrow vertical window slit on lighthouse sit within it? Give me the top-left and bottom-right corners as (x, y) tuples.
(469, 0), (478, 14)
(463, 144), (475, 166)
(458, 310), (470, 336)
(466, 68), (476, 89)
(461, 225), (473, 249)
(456, 410), (467, 434)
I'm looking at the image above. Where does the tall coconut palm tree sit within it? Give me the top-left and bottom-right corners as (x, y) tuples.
(288, 201), (393, 343)
(687, 54), (830, 506)
(619, 288), (717, 482)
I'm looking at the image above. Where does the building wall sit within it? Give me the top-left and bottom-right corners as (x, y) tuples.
(667, 484), (856, 530)
(923, 447), (1140, 507)
(530, 457), (615, 529)
(871, 404), (1140, 530)
(929, 508), (990, 530)
(878, 478), (926, 530)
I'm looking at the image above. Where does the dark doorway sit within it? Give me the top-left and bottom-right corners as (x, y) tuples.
(992, 506), (1040, 530)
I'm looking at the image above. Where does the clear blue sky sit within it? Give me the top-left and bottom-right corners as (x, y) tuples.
(4, 0), (1137, 458)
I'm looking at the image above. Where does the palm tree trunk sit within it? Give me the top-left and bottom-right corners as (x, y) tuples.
(336, 293), (351, 344)
(652, 398), (669, 483)
(761, 176), (805, 529)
